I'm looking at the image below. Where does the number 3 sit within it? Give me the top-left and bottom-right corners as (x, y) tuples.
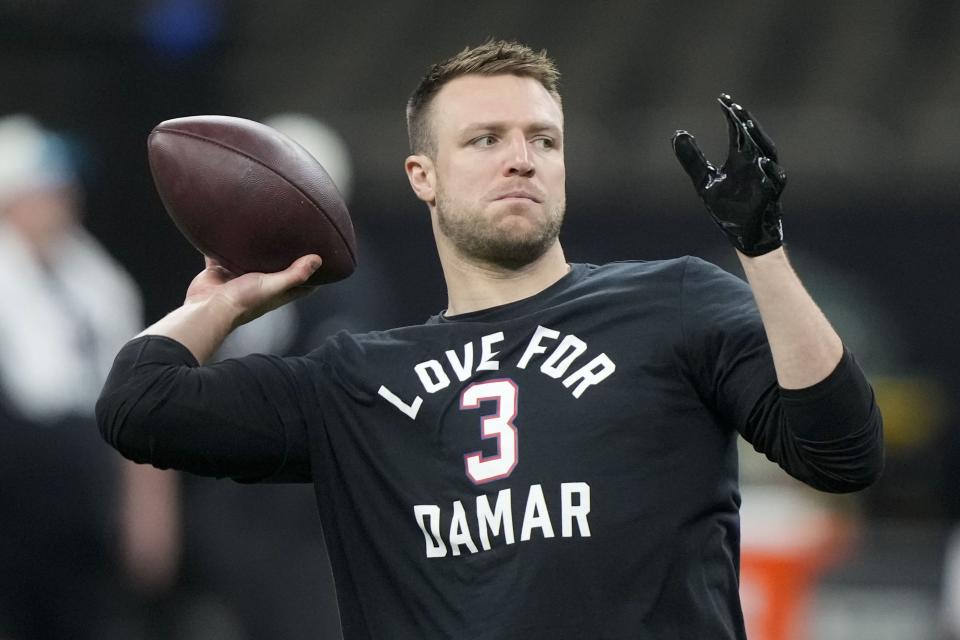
(461, 378), (519, 485)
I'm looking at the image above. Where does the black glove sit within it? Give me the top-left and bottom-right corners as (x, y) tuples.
(672, 93), (787, 257)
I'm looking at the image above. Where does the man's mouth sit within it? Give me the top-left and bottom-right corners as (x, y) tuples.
(495, 191), (542, 203)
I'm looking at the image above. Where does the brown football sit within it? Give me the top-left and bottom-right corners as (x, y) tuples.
(147, 115), (356, 285)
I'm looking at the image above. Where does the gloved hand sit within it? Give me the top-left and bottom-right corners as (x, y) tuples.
(672, 94), (787, 257)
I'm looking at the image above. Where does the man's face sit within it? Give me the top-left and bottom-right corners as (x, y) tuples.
(426, 74), (566, 270)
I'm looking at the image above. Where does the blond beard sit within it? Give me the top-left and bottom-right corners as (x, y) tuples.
(435, 186), (564, 270)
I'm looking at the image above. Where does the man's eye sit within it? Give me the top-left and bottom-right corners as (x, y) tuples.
(533, 137), (555, 149)
(472, 135), (497, 147)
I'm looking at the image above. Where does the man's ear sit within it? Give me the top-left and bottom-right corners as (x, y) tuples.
(405, 154), (436, 204)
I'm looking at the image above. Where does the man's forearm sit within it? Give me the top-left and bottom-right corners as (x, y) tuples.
(138, 296), (239, 364)
(738, 247), (843, 389)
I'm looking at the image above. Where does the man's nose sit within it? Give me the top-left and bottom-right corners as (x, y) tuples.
(504, 133), (534, 177)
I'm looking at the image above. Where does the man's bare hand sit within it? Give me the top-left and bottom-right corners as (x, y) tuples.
(137, 253), (322, 364)
(186, 254), (322, 329)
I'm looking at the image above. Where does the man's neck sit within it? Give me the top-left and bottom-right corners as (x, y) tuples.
(439, 241), (569, 317)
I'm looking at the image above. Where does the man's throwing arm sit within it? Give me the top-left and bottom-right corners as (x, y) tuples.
(96, 255), (320, 480)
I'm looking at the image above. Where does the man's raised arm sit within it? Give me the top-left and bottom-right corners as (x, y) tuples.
(673, 93), (842, 388)
(672, 94), (882, 492)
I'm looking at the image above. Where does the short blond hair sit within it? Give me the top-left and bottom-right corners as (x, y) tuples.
(405, 40), (561, 155)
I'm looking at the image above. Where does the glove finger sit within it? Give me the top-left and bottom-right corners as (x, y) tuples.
(718, 94), (743, 157)
(672, 130), (713, 189)
(721, 97), (764, 171)
(737, 104), (778, 162)
(760, 158), (787, 193)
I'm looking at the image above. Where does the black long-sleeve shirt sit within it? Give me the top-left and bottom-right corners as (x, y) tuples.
(97, 258), (883, 639)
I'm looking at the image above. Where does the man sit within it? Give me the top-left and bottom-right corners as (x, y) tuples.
(97, 41), (883, 639)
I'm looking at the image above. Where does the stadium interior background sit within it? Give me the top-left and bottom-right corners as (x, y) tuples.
(1, 1), (958, 638)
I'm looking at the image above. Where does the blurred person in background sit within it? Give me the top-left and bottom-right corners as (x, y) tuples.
(0, 115), (178, 639)
(941, 527), (960, 639)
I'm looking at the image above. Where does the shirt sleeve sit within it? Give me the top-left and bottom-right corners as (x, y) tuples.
(678, 256), (884, 493)
(96, 335), (313, 483)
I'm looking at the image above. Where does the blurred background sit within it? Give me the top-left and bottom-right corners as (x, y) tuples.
(0, 0), (957, 638)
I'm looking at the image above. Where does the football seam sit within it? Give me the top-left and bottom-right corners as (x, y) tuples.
(152, 127), (357, 266)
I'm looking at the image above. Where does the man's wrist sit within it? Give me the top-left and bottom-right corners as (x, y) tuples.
(737, 245), (787, 266)
(138, 296), (240, 364)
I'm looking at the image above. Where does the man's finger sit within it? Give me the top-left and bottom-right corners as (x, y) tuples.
(202, 255), (235, 282)
(672, 130), (713, 189)
(285, 254), (322, 286)
(718, 94), (743, 157)
(759, 158), (787, 192)
(719, 94), (766, 166)
(260, 254), (322, 298)
(737, 104), (778, 162)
